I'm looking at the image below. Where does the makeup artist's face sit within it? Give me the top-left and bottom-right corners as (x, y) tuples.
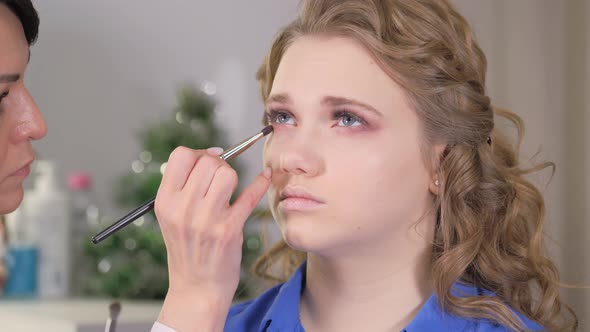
(0, 5), (47, 214)
(263, 36), (436, 256)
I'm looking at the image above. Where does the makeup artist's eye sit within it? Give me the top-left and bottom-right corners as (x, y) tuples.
(0, 90), (9, 103)
(334, 111), (364, 127)
(0, 91), (9, 114)
(266, 110), (295, 125)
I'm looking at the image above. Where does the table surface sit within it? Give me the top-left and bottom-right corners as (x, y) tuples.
(0, 298), (163, 332)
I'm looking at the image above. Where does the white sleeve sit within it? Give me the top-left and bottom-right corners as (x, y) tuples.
(151, 321), (178, 332)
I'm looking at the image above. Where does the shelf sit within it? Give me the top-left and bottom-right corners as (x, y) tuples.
(0, 298), (162, 332)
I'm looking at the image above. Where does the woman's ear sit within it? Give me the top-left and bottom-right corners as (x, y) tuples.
(429, 176), (440, 195)
(428, 143), (447, 195)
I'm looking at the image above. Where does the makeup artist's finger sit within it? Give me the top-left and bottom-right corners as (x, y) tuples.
(183, 151), (225, 199)
(230, 167), (272, 225)
(160, 147), (199, 192)
(204, 165), (239, 213)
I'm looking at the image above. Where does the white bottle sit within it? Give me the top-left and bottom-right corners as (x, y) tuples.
(4, 204), (39, 297)
(25, 160), (71, 298)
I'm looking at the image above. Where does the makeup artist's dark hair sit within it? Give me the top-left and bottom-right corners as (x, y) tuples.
(0, 0), (39, 45)
(253, 1), (577, 331)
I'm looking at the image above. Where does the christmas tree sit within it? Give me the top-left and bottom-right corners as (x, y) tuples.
(82, 84), (266, 300)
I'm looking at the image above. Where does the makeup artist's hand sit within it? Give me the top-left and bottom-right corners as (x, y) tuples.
(154, 146), (272, 332)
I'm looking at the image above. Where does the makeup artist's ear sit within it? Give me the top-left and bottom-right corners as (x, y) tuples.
(428, 143), (447, 196)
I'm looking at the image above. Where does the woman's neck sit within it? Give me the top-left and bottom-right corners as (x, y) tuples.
(299, 220), (435, 332)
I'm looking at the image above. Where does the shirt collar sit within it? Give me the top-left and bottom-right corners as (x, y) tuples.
(403, 282), (482, 331)
(259, 261), (307, 331)
(259, 261), (483, 332)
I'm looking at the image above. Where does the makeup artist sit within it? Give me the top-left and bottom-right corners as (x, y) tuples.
(0, 2), (271, 332)
(0, 0), (46, 215)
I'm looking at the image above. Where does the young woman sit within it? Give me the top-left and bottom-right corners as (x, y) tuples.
(153, 1), (577, 331)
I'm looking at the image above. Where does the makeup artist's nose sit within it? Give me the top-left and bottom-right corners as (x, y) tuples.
(10, 87), (47, 143)
(279, 141), (323, 177)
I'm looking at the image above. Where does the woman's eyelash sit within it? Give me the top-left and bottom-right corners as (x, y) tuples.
(332, 110), (367, 126)
(0, 90), (9, 102)
(265, 109), (293, 124)
(265, 109), (367, 124)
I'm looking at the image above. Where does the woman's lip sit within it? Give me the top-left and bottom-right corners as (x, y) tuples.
(278, 197), (325, 212)
(279, 186), (325, 203)
(12, 164), (31, 178)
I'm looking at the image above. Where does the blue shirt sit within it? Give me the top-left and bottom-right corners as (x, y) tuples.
(225, 262), (543, 332)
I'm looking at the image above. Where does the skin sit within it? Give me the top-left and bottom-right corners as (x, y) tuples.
(263, 35), (441, 331)
(0, 5), (47, 215)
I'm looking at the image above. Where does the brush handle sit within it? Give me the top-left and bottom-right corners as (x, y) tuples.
(90, 125), (272, 245)
(104, 318), (117, 332)
(91, 197), (155, 244)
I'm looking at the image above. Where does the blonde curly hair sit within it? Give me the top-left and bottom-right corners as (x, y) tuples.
(253, 1), (578, 331)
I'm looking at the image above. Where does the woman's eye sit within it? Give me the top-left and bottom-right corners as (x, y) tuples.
(264, 109), (367, 128)
(0, 90), (9, 102)
(266, 110), (295, 125)
(335, 111), (364, 127)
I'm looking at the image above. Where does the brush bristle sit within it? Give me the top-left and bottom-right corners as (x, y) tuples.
(261, 125), (273, 136)
(109, 301), (121, 320)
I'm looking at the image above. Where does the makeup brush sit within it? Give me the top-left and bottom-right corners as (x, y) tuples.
(91, 125), (273, 244)
(104, 301), (121, 332)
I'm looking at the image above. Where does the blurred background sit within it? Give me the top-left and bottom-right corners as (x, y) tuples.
(0, 0), (587, 331)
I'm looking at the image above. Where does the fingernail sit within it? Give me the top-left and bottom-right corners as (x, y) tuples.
(207, 147), (224, 156)
(262, 167), (272, 179)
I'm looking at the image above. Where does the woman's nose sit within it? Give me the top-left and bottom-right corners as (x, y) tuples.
(11, 87), (47, 142)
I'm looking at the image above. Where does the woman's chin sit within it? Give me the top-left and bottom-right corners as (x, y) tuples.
(280, 223), (313, 252)
(0, 187), (24, 215)
(280, 220), (328, 253)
